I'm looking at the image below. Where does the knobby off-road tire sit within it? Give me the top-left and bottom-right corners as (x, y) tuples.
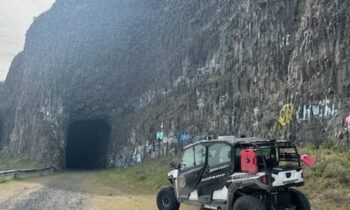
(233, 195), (266, 210)
(157, 186), (180, 210)
(289, 189), (310, 210)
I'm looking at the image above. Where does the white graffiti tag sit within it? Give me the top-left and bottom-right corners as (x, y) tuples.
(296, 100), (338, 123)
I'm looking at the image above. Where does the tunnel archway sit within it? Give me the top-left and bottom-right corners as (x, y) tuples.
(66, 119), (111, 169)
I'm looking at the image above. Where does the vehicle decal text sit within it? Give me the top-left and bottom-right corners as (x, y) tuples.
(201, 173), (226, 182)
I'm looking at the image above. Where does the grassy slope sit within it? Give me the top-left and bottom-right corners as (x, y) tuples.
(299, 145), (350, 210)
(0, 151), (43, 171)
(95, 156), (179, 194)
(96, 146), (350, 209)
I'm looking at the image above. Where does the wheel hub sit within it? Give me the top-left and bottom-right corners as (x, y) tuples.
(161, 195), (170, 207)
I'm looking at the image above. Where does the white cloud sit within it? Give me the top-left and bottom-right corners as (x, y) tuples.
(0, 0), (55, 81)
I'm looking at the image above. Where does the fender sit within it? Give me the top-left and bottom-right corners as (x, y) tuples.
(168, 169), (182, 203)
(167, 169), (178, 185)
(226, 183), (240, 210)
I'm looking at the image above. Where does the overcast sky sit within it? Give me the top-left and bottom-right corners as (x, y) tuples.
(0, 0), (55, 81)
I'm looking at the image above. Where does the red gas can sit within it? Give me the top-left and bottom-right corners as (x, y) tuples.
(240, 149), (258, 173)
(300, 154), (316, 167)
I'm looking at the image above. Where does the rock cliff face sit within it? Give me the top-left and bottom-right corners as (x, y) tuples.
(0, 0), (349, 168)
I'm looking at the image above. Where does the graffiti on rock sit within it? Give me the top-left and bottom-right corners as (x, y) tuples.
(296, 100), (338, 123)
(278, 103), (296, 126)
(113, 130), (210, 167)
(178, 132), (189, 142)
(156, 131), (164, 141)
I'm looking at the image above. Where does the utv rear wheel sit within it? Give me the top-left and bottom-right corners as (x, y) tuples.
(157, 186), (180, 210)
(233, 195), (265, 210)
(289, 189), (310, 210)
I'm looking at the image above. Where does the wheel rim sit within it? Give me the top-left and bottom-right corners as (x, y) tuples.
(161, 195), (170, 207)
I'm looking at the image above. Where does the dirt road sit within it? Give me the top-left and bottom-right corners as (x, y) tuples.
(0, 172), (198, 210)
(1, 171), (343, 210)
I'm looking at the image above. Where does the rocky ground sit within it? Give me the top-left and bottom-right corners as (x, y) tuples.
(0, 172), (197, 210)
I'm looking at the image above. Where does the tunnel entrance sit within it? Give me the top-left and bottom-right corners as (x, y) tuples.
(66, 120), (111, 169)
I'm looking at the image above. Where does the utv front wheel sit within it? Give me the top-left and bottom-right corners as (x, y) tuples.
(289, 189), (310, 210)
(233, 195), (265, 210)
(156, 186), (180, 210)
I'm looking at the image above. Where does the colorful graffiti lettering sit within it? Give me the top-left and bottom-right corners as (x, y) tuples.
(178, 132), (189, 142)
(278, 103), (296, 126)
(114, 130), (209, 167)
(296, 100), (338, 123)
(156, 131), (164, 141)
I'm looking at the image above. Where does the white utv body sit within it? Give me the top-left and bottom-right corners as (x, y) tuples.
(157, 137), (310, 210)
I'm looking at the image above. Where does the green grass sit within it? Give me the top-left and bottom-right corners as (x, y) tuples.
(95, 156), (180, 194)
(300, 144), (350, 193)
(95, 145), (350, 208)
(1, 145), (349, 208)
(299, 144), (350, 209)
(0, 151), (43, 171)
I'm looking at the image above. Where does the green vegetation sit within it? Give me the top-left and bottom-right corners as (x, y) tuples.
(0, 145), (349, 209)
(0, 151), (43, 171)
(96, 145), (350, 209)
(96, 156), (179, 194)
(300, 144), (350, 209)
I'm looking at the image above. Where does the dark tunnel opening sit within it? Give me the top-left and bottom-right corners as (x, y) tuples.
(66, 120), (111, 169)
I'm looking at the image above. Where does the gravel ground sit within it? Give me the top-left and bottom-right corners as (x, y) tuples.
(0, 171), (346, 210)
(0, 173), (88, 210)
(0, 172), (198, 210)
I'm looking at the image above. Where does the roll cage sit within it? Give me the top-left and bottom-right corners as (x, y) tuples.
(179, 139), (301, 173)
